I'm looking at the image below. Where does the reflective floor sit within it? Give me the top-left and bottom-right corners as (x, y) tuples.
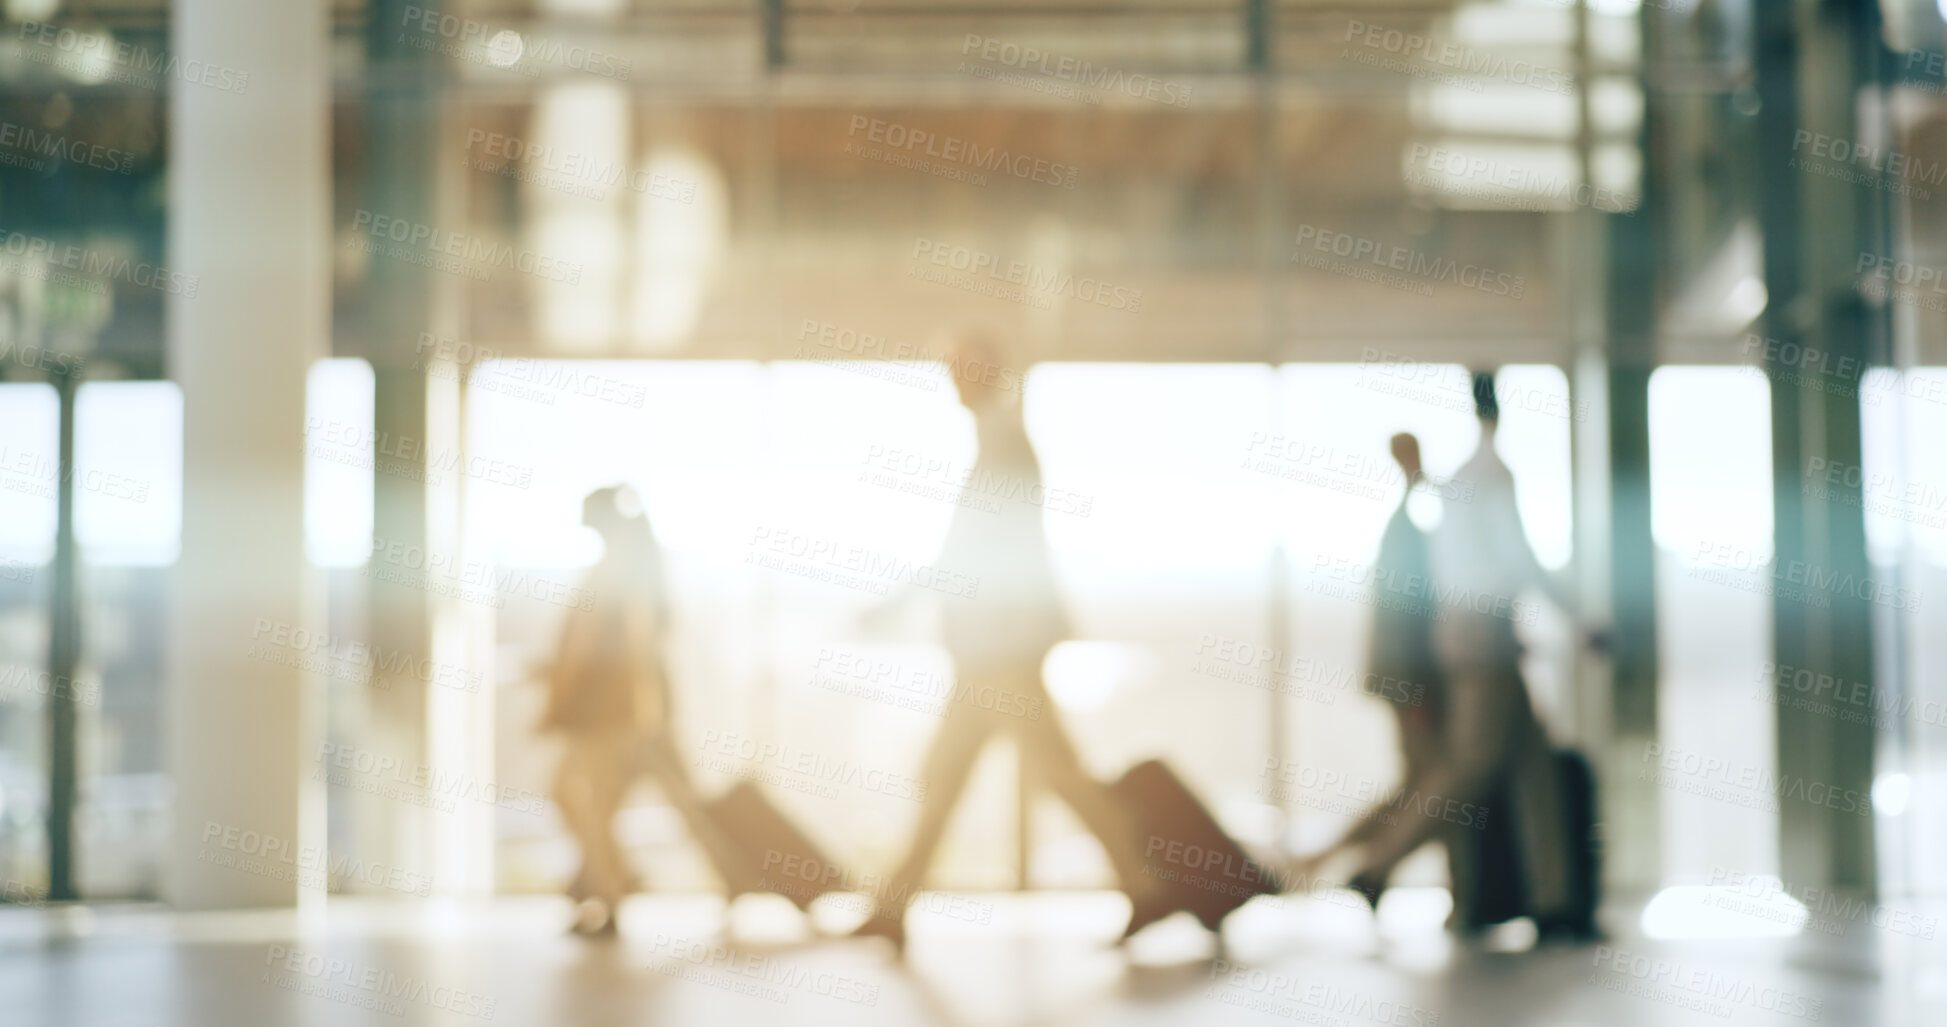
(3, 890), (1941, 1027)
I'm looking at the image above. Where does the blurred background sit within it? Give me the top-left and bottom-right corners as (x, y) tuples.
(0, 0), (1944, 1023)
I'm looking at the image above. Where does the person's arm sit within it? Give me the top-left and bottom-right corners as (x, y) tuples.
(1491, 482), (1578, 618)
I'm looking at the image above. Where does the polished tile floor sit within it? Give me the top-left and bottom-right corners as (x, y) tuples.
(2, 889), (1941, 1026)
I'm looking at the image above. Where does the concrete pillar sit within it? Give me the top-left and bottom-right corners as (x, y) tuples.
(164, 0), (330, 908)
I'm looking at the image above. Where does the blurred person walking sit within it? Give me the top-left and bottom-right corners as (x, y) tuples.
(543, 485), (757, 935)
(1297, 433), (1447, 876)
(853, 334), (1163, 951)
(1337, 374), (1593, 936)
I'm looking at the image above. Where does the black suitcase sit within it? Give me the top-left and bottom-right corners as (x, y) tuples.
(704, 782), (840, 911)
(1451, 749), (1599, 934)
(1112, 759), (1280, 932)
(1554, 749), (1602, 934)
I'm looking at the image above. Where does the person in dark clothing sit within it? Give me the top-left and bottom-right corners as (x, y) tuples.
(544, 485), (755, 935)
(1295, 434), (1447, 884)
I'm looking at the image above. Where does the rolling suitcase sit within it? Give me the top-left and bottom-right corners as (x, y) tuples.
(1112, 759), (1280, 932)
(1450, 749), (1600, 935)
(1553, 749), (1602, 935)
(703, 782), (841, 912)
(1449, 771), (1524, 930)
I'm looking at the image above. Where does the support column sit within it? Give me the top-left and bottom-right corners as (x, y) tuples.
(46, 364), (79, 901)
(1753, 0), (1881, 895)
(354, 0), (447, 888)
(165, 0), (330, 909)
(1598, 1), (1662, 894)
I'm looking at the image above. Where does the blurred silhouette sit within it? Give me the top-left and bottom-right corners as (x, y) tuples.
(853, 334), (1161, 951)
(542, 485), (757, 935)
(1340, 374), (1586, 934)
(1297, 434), (1447, 877)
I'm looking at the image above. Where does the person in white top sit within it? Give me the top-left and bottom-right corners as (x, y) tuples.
(852, 333), (1161, 951)
(1345, 372), (1582, 933)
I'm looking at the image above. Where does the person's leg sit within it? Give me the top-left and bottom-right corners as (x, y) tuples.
(1353, 665), (1517, 892)
(554, 731), (635, 920)
(1017, 697), (1174, 937)
(857, 706), (996, 940)
(637, 734), (763, 894)
(1323, 705), (1438, 858)
(1019, 702), (1146, 888)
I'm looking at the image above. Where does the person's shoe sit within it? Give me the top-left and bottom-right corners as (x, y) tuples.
(1346, 871), (1385, 913)
(569, 899), (620, 938)
(1533, 914), (1602, 944)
